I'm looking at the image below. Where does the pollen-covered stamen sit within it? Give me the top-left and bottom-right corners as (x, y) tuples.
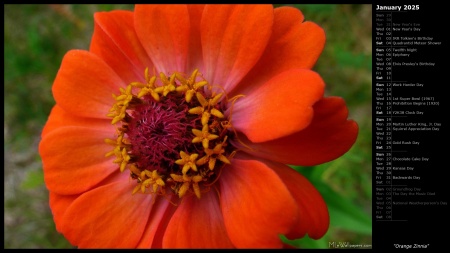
(188, 92), (225, 125)
(104, 132), (126, 157)
(106, 68), (241, 201)
(175, 69), (208, 103)
(197, 136), (231, 170)
(131, 167), (166, 195)
(108, 85), (135, 124)
(154, 73), (176, 96)
(136, 76), (160, 101)
(105, 132), (132, 172)
(175, 151), (199, 174)
(192, 124), (219, 149)
(170, 173), (203, 199)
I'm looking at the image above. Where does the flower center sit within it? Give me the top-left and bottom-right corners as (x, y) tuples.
(105, 68), (237, 199)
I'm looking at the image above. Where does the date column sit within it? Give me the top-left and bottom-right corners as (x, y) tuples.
(374, 11), (393, 221)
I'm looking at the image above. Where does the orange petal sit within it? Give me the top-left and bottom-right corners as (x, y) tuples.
(232, 6), (325, 96)
(59, 181), (157, 248)
(41, 105), (111, 137)
(201, 4), (273, 93)
(48, 171), (128, 239)
(268, 160), (329, 239)
(136, 195), (177, 248)
(52, 50), (125, 119)
(237, 97), (359, 166)
(49, 191), (79, 235)
(219, 156), (298, 248)
(134, 4), (190, 74)
(90, 10), (154, 84)
(230, 69), (324, 143)
(272, 6), (325, 69)
(39, 126), (117, 195)
(186, 4), (205, 72)
(162, 191), (234, 248)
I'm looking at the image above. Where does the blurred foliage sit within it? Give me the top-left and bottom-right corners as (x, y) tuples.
(4, 4), (372, 249)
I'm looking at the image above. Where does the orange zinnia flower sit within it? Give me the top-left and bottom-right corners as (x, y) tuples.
(39, 4), (358, 248)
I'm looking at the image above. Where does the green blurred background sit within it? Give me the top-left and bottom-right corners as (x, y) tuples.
(4, 4), (372, 249)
